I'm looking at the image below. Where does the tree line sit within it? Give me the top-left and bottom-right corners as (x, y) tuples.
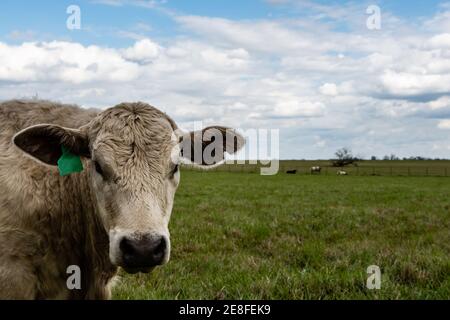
(332, 148), (448, 167)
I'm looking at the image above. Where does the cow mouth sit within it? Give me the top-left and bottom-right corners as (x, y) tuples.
(122, 266), (155, 274)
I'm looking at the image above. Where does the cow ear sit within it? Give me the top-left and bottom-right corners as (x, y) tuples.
(180, 126), (245, 166)
(13, 124), (90, 166)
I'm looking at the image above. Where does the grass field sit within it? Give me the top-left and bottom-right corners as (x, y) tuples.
(113, 170), (450, 299)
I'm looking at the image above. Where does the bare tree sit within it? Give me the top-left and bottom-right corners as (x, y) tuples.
(332, 147), (356, 167)
(389, 154), (399, 160)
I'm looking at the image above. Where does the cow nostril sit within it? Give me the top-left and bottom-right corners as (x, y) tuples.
(119, 237), (135, 256)
(152, 237), (166, 262)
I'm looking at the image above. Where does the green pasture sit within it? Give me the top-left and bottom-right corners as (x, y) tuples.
(113, 170), (450, 299)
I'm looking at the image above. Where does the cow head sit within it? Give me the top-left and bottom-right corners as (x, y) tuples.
(13, 102), (244, 273)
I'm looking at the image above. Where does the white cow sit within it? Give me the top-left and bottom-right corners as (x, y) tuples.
(310, 166), (321, 174)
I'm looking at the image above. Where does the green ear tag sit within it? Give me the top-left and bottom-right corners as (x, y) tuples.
(57, 146), (84, 176)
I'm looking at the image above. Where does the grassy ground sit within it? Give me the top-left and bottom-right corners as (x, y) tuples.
(113, 171), (450, 299)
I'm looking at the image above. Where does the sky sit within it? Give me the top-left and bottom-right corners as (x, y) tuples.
(1, 0), (450, 159)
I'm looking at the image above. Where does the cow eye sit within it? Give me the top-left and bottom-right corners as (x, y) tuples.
(171, 164), (179, 178)
(94, 161), (104, 176)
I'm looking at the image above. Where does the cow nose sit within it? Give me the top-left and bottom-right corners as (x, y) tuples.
(120, 235), (167, 268)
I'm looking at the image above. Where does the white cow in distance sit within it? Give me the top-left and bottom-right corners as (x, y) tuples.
(310, 166), (321, 174)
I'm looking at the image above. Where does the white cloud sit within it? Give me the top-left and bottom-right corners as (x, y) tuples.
(378, 70), (450, 97)
(175, 15), (334, 55)
(319, 83), (338, 96)
(428, 33), (450, 48)
(438, 119), (450, 129)
(122, 39), (161, 62)
(0, 41), (141, 84)
(424, 8), (450, 32)
(199, 48), (250, 71)
(273, 100), (325, 118)
(429, 96), (450, 109)
(313, 136), (327, 148)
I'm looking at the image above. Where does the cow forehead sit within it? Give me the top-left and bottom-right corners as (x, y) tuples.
(89, 103), (178, 167)
(91, 103), (176, 144)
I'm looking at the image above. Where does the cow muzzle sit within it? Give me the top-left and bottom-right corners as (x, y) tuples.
(118, 233), (168, 273)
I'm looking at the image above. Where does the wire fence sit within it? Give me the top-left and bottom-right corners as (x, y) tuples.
(277, 166), (450, 177)
(184, 165), (450, 177)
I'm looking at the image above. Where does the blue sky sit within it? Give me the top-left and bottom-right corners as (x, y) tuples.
(0, 0), (445, 46)
(1, 0), (273, 46)
(1, 0), (450, 159)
